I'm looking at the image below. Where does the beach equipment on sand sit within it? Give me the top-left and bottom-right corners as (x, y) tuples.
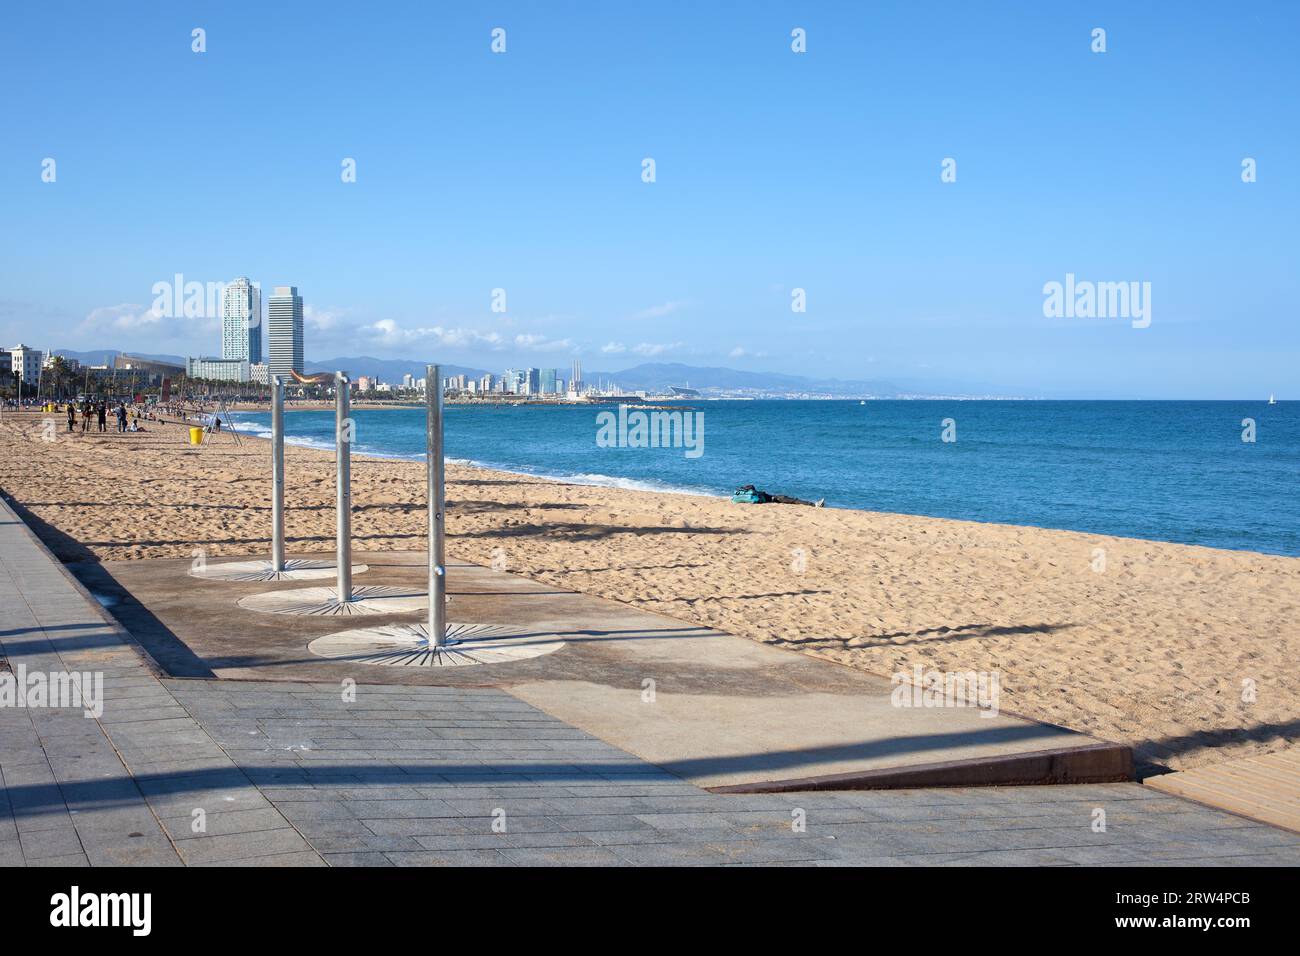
(235, 371), (420, 613)
(425, 362), (448, 647)
(334, 370), (352, 602)
(332, 374), (358, 606)
(730, 484), (824, 507)
(300, 363), (566, 666)
(271, 378), (285, 570)
(188, 426), (204, 445)
(188, 375), (367, 583)
(212, 397), (243, 446)
(236, 369), (423, 615)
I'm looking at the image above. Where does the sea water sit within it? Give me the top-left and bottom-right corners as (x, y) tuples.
(230, 400), (1300, 556)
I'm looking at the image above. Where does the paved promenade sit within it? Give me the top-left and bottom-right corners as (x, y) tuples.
(3, 493), (1299, 866)
(102, 550), (1131, 790)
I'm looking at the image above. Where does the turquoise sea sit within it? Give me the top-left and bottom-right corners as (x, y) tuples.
(231, 400), (1300, 557)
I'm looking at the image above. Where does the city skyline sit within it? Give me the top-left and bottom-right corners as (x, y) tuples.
(1, 3), (1297, 399)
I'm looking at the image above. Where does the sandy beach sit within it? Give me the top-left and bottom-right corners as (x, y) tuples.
(2, 409), (1295, 773)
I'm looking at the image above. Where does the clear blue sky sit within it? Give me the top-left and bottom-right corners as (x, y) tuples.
(1, 1), (1296, 398)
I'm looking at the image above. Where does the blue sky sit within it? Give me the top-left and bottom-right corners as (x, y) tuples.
(1, 1), (1296, 398)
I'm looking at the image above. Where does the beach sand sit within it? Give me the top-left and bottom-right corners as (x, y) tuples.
(2, 410), (1295, 772)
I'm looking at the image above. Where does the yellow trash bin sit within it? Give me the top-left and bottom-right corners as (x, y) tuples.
(189, 426), (205, 445)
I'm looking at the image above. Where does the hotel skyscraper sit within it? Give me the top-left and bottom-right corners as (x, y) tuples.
(267, 286), (304, 379)
(221, 277), (262, 362)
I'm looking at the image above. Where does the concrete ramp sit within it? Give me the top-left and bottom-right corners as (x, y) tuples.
(508, 669), (1131, 792)
(510, 678), (1130, 792)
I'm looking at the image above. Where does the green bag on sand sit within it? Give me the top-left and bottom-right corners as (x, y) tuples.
(731, 485), (765, 504)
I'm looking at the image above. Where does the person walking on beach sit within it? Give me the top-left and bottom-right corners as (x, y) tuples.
(97, 402), (107, 433)
(66, 403), (75, 432)
(116, 402), (127, 433)
(80, 399), (90, 433)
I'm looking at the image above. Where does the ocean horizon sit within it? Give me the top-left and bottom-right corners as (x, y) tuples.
(231, 398), (1299, 557)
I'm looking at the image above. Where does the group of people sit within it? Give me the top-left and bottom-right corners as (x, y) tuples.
(65, 399), (147, 434)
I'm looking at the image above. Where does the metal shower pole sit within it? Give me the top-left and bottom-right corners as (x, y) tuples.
(271, 376), (285, 572)
(335, 371), (352, 602)
(426, 365), (447, 646)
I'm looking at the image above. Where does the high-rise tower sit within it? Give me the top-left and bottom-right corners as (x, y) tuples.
(222, 277), (262, 362)
(267, 286), (304, 378)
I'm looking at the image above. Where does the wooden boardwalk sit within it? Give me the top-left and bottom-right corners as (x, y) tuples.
(1147, 748), (1300, 834)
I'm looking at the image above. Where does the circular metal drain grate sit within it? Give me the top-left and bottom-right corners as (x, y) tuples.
(237, 585), (427, 616)
(189, 558), (369, 583)
(307, 622), (565, 667)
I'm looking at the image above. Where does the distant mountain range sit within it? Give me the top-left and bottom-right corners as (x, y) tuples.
(575, 362), (903, 396)
(304, 356), (489, 383)
(55, 349), (987, 397)
(319, 358), (903, 396)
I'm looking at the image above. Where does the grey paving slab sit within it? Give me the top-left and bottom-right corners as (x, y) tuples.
(28, 853), (91, 867)
(385, 849), (512, 866)
(323, 851), (394, 866)
(172, 674), (1300, 865)
(192, 850), (328, 867)
(0, 496), (317, 867)
(498, 845), (630, 866)
(174, 827), (316, 865)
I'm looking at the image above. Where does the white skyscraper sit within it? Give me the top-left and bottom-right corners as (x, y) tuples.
(221, 277), (262, 362)
(267, 286), (304, 378)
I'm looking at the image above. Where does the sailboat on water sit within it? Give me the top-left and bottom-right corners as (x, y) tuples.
(1269, 393), (1277, 405)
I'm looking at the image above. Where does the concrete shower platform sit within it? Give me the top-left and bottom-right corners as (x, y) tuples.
(77, 550), (1132, 793)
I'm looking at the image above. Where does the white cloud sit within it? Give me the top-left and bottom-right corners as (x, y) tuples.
(728, 345), (767, 359)
(600, 341), (627, 354)
(77, 303), (218, 342)
(513, 333), (575, 353)
(362, 322), (575, 355)
(365, 320), (506, 349)
(304, 304), (342, 332)
(80, 303), (162, 332)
